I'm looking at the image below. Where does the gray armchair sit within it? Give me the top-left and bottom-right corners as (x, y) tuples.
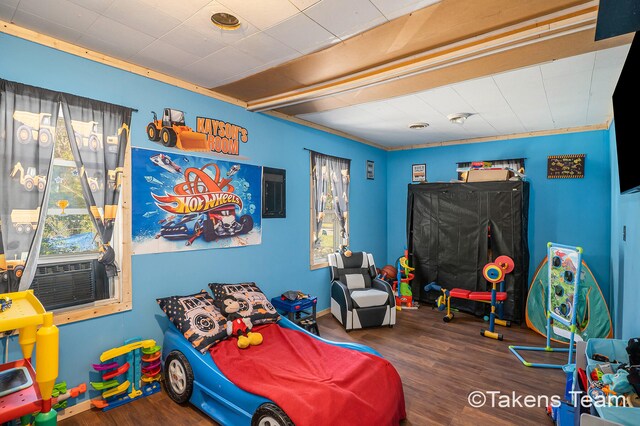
(328, 251), (396, 331)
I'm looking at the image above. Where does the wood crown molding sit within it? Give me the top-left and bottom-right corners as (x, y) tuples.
(387, 123), (610, 151)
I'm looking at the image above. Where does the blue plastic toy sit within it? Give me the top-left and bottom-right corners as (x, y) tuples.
(510, 242), (583, 368)
(162, 316), (381, 425)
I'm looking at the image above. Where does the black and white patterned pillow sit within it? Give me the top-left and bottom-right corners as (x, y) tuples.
(157, 290), (228, 353)
(208, 282), (280, 325)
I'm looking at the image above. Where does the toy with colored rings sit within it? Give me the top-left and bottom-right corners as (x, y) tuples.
(483, 264), (504, 283)
(494, 255), (514, 274)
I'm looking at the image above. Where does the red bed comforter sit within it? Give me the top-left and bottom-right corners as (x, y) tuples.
(210, 324), (406, 425)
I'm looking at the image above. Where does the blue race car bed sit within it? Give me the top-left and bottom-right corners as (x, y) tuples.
(162, 316), (384, 426)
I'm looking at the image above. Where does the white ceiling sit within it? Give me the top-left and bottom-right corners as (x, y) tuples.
(0, 0), (440, 88)
(299, 44), (631, 147)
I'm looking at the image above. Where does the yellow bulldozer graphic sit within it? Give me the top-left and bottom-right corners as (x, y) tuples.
(10, 162), (47, 192)
(146, 108), (208, 151)
(0, 221), (26, 281)
(0, 253), (26, 281)
(13, 111), (56, 147)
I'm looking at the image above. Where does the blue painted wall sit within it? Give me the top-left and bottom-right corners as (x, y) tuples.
(2, 30), (635, 411)
(0, 34), (387, 399)
(608, 121), (640, 339)
(386, 131), (612, 300)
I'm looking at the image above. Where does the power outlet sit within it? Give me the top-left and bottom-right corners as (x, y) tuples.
(623, 225), (626, 242)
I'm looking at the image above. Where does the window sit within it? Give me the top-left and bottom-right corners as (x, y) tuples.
(32, 115), (111, 311)
(310, 152), (350, 269)
(0, 79), (132, 325)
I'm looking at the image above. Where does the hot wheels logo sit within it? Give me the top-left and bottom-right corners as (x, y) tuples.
(153, 191), (242, 214)
(152, 163), (243, 214)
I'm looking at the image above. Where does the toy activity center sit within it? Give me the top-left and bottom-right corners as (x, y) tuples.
(1, 1), (640, 425)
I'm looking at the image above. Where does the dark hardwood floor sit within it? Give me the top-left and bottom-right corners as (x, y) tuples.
(61, 307), (568, 425)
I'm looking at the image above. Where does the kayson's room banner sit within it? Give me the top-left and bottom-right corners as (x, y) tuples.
(132, 147), (261, 254)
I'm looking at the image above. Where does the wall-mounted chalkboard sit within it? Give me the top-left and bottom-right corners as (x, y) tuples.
(547, 154), (585, 179)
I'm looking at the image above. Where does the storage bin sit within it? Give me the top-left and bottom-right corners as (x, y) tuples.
(586, 338), (629, 367)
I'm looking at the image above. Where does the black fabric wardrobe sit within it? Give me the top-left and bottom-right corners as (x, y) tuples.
(407, 181), (530, 322)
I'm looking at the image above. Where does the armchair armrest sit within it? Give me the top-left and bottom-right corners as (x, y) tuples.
(331, 280), (352, 311)
(372, 278), (396, 307)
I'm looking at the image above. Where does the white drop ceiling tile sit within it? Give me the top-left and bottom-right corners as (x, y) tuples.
(11, 9), (84, 44)
(0, 3), (17, 21)
(103, 0), (181, 38)
(493, 66), (554, 131)
(17, 0), (99, 32)
(265, 12), (339, 54)
(134, 57), (188, 80)
(383, 94), (446, 125)
(304, 0), (387, 40)
(76, 33), (144, 61)
(586, 97), (613, 124)
(540, 52), (595, 79)
(135, 39), (201, 70)
(160, 25), (226, 57)
(290, 0), (321, 11)
(457, 115), (497, 134)
(84, 16), (155, 58)
(234, 31), (299, 63)
(185, 2), (259, 43)
(184, 46), (263, 87)
(67, 0), (114, 13)
(595, 44), (631, 69)
(480, 112), (526, 135)
(416, 86), (475, 117)
(217, 0), (300, 31)
(138, 0), (211, 21)
(370, 0), (440, 21)
(357, 100), (403, 121)
(452, 77), (525, 134)
(590, 69), (624, 104)
(544, 70), (592, 102)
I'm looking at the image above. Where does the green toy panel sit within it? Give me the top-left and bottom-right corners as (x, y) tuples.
(526, 256), (613, 343)
(548, 245), (581, 326)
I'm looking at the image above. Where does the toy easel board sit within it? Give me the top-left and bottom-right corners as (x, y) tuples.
(548, 243), (582, 327)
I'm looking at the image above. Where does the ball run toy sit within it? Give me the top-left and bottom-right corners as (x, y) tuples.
(51, 382), (87, 411)
(392, 251), (415, 310)
(424, 255), (515, 340)
(510, 243), (583, 368)
(90, 338), (161, 411)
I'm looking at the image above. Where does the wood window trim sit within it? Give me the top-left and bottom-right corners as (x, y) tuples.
(53, 144), (132, 326)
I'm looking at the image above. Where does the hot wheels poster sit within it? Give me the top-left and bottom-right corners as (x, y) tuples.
(131, 147), (261, 254)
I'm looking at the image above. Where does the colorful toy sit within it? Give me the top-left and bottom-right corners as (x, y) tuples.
(510, 243), (583, 368)
(90, 338), (161, 411)
(602, 369), (633, 394)
(51, 382), (86, 411)
(424, 255), (514, 340)
(0, 296), (12, 312)
(392, 250), (415, 310)
(213, 294), (263, 349)
(0, 290), (59, 425)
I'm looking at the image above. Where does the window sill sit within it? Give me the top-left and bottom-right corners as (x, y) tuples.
(53, 297), (131, 326)
(310, 262), (329, 270)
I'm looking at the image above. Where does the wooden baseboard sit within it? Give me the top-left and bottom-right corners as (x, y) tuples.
(317, 307), (331, 317)
(57, 398), (93, 420)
